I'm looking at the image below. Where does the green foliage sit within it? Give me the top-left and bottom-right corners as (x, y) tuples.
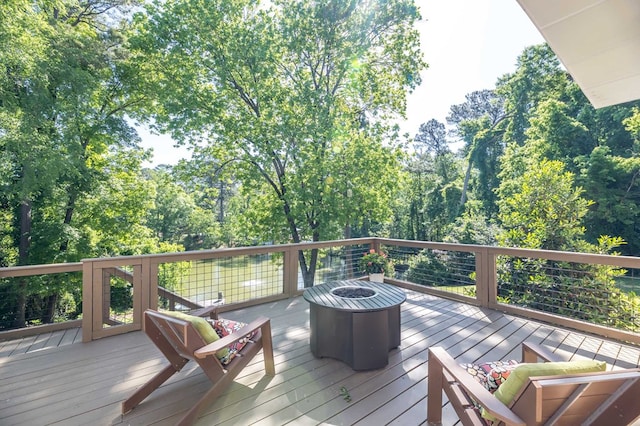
(0, 273), (82, 329)
(525, 99), (592, 160)
(405, 249), (474, 287)
(497, 158), (591, 251)
(496, 44), (570, 145)
(623, 107), (640, 146)
(130, 0), (425, 286)
(0, 0), (161, 327)
(55, 291), (78, 321)
(497, 237), (639, 332)
(360, 249), (393, 275)
(339, 386), (351, 403)
(486, 72), (640, 331)
(445, 202), (500, 246)
(393, 121), (463, 242)
(427, 153), (461, 239)
(110, 282), (133, 313)
(146, 169), (221, 249)
(577, 147), (640, 255)
(448, 90), (508, 218)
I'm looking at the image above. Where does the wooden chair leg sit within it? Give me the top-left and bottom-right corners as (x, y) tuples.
(178, 346), (263, 425)
(427, 348), (444, 426)
(176, 376), (234, 426)
(261, 321), (276, 375)
(122, 362), (185, 414)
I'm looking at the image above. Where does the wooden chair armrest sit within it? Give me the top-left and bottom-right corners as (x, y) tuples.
(521, 341), (565, 363)
(194, 317), (270, 359)
(429, 347), (526, 426)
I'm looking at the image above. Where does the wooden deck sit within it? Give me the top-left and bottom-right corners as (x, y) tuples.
(2, 288), (640, 426)
(0, 327), (82, 358)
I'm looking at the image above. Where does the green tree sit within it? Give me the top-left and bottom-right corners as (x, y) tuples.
(146, 168), (220, 249)
(509, 77), (640, 254)
(395, 119), (461, 241)
(445, 201), (500, 246)
(497, 158), (591, 251)
(577, 146), (640, 255)
(623, 107), (640, 147)
(495, 43), (639, 165)
(129, 0), (425, 286)
(496, 44), (570, 146)
(172, 156), (245, 247)
(447, 90), (507, 217)
(525, 99), (592, 161)
(0, 0), (151, 327)
(495, 151), (638, 331)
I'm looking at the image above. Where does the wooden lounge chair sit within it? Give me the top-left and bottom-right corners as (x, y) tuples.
(122, 307), (275, 425)
(427, 342), (640, 426)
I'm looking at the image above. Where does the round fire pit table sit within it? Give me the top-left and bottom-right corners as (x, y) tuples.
(303, 280), (406, 371)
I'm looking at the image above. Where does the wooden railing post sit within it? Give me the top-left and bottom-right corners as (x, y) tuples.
(283, 246), (299, 295)
(475, 248), (489, 307)
(486, 250), (498, 308)
(475, 248), (497, 308)
(142, 257), (157, 312)
(102, 269), (111, 327)
(132, 263), (142, 329)
(82, 259), (94, 342)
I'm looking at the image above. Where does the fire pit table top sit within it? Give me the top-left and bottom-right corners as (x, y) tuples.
(303, 280), (406, 312)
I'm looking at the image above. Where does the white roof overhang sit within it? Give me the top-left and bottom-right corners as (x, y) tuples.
(516, 0), (640, 108)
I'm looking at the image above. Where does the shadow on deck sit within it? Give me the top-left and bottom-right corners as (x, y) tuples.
(1, 288), (639, 425)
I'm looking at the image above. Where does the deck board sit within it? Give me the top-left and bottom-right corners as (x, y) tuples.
(0, 326), (82, 358)
(1, 288), (640, 426)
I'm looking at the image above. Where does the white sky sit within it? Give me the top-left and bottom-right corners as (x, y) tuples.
(140, 0), (545, 166)
(402, 0), (544, 135)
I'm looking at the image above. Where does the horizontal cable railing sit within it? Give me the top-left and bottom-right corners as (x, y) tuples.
(496, 256), (640, 332)
(384, 244), (476, 299)
(382, 241), (640, 343)
(0, 263), (83, 338)
(1, 238), (639, 344)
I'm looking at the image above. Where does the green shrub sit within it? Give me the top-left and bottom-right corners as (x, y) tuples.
(406, 249), (474, 287)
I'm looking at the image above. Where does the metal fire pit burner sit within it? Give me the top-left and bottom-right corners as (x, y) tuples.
(331, 286), (377, 299)
(303, 280), (406, 371)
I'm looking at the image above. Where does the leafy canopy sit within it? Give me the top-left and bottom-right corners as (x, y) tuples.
(129, 0), (425, 248)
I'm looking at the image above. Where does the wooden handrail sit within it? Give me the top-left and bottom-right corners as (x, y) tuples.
(2, 238), (640, 343)
(157, 287), (224, 311)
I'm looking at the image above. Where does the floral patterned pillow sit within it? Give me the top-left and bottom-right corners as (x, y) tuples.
(209, 318), (258, 365)
(460, 360), (520, 393)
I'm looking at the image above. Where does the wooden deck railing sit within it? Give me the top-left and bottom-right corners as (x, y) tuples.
(378, 239), (640, 345)
(0, 262), (84, 340)
(1, 238), (639, 345)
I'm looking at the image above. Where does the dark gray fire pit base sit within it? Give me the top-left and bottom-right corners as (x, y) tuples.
(303, 280), (406, 371)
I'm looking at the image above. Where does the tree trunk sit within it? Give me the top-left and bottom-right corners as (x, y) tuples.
(13, 199), (32, 328)
(281, 196), (321, 288)
(460, 156), (473, 209)
(42, 293), (58, 324)
(301, 248), (319, 288)
(59, 192), (76, 252)
(218, 180), (224, 223)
